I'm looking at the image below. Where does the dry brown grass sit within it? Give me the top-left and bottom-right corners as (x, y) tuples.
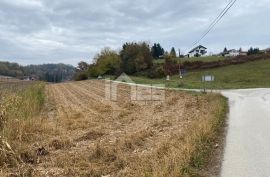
(0, 80), (227, 177)
(0, 82), (54, 176)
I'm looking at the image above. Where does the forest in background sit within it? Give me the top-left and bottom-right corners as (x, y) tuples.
(0, 61), (75, 82)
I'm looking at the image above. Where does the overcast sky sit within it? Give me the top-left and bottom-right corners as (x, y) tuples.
(0, 0), (269, 65)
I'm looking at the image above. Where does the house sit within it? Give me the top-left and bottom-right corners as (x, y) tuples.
(188, 45), (207, 57)
(260, 48), (270, 54)
(225, 49), (240, 57)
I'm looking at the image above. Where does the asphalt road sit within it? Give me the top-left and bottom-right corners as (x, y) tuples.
(221, 89), (270, 177)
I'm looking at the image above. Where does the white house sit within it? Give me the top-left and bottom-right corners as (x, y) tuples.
(260, 48), (270, 54)
(188, 45), (207, 57)
(225, 49), (240, 57)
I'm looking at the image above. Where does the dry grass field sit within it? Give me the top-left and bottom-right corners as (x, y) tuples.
(0, 80), (227, 177)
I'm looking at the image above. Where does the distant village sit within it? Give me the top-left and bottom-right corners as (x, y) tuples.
(187, 45), (270, 58)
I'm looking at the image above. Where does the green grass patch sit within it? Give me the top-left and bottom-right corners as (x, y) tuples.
(130, 59), (270, 89)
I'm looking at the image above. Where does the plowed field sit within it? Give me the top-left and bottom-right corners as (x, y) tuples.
(31, 80), (226, 177)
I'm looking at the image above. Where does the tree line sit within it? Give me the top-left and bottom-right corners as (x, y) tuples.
(0, 61), (75, 82)
(74, 42), (179, 80)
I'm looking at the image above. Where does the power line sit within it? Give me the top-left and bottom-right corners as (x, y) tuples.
(188, 0), (237, 51)
(191, 0), (235, 47)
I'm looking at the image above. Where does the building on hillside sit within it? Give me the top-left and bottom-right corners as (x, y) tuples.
(260, 48), (270, 54)
(239, 51), (248, 56)
(221, 49), (248, 57)
(188, 45), (207, 57)
(224, 49), (240, 57)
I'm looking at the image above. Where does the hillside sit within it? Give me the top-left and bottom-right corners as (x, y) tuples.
(0, 61), (75, 82)
(128, 59), (270, 89)
(153, 56), (226, 64)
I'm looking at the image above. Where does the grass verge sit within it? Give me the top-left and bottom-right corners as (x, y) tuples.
(129, 59), (270, 89)
(135, 93), (228, 177)
(0, 82), (48, 176)
(181, 94), (228, 176)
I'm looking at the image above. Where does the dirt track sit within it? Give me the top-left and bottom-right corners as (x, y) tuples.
(34, 80), (221, 176)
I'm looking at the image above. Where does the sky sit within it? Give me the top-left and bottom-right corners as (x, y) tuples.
(0, 0), (269, 66)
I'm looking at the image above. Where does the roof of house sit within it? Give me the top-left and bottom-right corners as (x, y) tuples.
(189, 45), (207, 53)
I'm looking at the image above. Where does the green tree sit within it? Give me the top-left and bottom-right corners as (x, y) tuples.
(239, 48), (242, 52)
(120, 42), (153, 74)
(247, 47), (260, 55)
(156, 43), (164, 57)
(170, 47), (177, 58)
(151, 43), (158, 59)
(89, 47), (121, 77)
(77, 61), (89, 71)
(151, 43), (164, 59)
(223, 47), (228, 53)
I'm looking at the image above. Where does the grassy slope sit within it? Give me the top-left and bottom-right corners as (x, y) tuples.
(131, 59), (270, 89)
(153, 56), (226, 64)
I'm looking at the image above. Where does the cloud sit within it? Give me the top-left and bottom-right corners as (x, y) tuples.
(0, 0), (269, 65)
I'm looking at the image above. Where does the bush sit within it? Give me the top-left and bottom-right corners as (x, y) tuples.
(147, 65), (165, 78)
(165, 54), (177, 64)
(74, 72), (88, 81)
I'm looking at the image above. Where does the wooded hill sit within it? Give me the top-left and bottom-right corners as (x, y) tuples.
(0, 61), (75, 82)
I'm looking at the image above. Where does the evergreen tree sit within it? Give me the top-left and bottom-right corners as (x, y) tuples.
(253, 48), (260, 54)
(239, 48), (242, 52)
(156, 43), (164, 57)
(151, 43), (165, 59)
(151, 43), (158, 59)
(170, 47), (177, 58)
(247, 47), (260, 55)
(248, 47), (254, 55)
(223, 47), (228, 53)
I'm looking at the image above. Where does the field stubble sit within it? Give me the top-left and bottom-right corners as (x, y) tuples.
(0, 80), (227, 177)
(37, 80), (226, 177)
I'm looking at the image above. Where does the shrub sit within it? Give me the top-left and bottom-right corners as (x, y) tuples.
(147, 65), (165, 78)
(74, 72), (88, 81)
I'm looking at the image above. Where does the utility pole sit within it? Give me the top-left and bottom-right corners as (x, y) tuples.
(179, 48), (182, 79)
